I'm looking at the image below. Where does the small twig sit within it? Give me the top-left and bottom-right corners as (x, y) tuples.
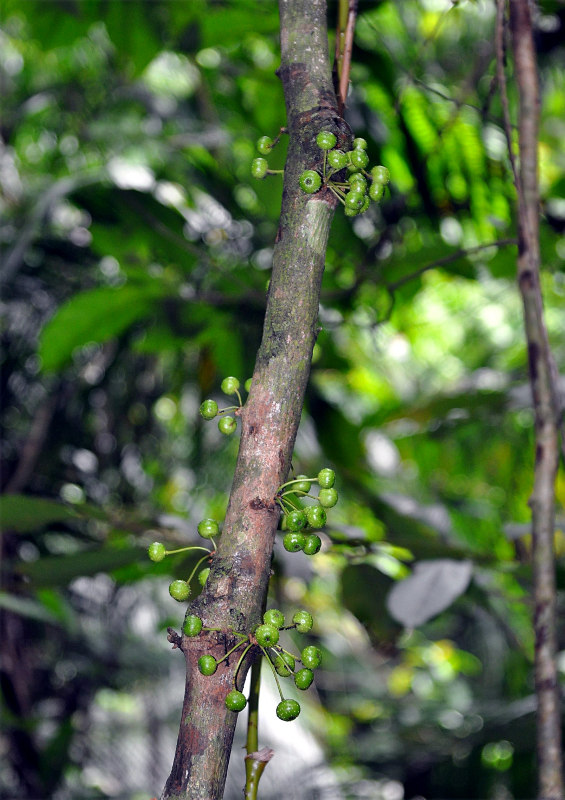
(166, 628), (182, 650)
(386, 238), (518, 292)
(4, 388), (59, 494)
(337, 0), (358, 115)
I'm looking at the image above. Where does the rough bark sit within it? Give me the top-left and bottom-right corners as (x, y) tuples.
(160, 2), (349, 798)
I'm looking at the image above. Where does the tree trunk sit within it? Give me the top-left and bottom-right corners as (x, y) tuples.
(160, 2), (350, 797)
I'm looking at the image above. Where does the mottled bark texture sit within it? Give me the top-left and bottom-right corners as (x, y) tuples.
(160, 2), (349, 798)
(507, 2), (564, 798)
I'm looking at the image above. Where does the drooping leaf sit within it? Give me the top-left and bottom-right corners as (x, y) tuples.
(39, 282), (168, 373)
(0, 494), (77, 532)
(0, 591), (61, 624)
(17, 545), (144, 587)
(386, 558), (473, 627)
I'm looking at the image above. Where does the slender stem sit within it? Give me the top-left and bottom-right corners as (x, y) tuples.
(166, 546), (211, 556)
(244, 657), (270, 800)
(185, 554), (212, 587)
(260, 646), (286, 701)
(277, 476), (314, 491)
(505, 2), (564, 797)
(230, 643), (254, 682)
(279, 489), (312, 500)
(245, 658), (262, 753)
(216, 640), (248, 667)
(218, 405), (239, 414)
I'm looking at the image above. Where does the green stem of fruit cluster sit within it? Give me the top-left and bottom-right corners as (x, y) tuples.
(185, 553), (213, 586)
(221, 640), (252, 672)
(278, 644), (300, 661)
(230, 642), (253, 689)
(277, 476), (316, 491)
(166, 545), (211, 557)
(278, 489), (313, 500)
(218, 405), (239, 414)
(260, 646), (286, 702)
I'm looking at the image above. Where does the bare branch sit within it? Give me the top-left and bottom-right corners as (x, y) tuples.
(504, 1), (564, 797)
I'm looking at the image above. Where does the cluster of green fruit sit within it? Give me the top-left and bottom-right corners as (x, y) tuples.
(199, 376), (249, 436)
(299, 131), (390, 216)
(250, 133), (285, 181)
(277, 468), (337, 555)
(148, 517), (221, 601)
(185, 607), (320, 721)
(251, 128), (390, 218)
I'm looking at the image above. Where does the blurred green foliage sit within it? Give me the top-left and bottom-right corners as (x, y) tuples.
(1, 1), (564, 798)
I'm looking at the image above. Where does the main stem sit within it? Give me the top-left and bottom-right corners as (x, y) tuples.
(160, 2), (349, 798)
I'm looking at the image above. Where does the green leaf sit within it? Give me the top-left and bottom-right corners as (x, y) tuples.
(0, 591), (61, 624)
(39, 282), (168, 373)
(0, 494), (77, 532)
(17, 545), (144, 587)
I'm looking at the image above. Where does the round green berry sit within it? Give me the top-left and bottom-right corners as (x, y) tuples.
(148, 541), (166, 562)
(302, 534), (322, 555)
(294, 475), (312, 494)
(317, 468), (335, 489)
(345, 205), (360, 217)
(348, 173), (367, 192)
(349, 149), (369, 169)
(345, 191), (365, 211)
(199, 399), (218, 420)
(183, 615), (203, 637)
(198, 654), (217, 675)
(294, 668), (314, 690)
(221, 376), (240, 395)
(292, 610), (314, 633)
(255, 623), (280, 647)
(283, 532), (307, 552)
(225, 689), (247, 711)
(257, 135), (273, 155)
(251, 157), (268, 179)
(353, 137), (368, 150)
(371, 165), (390, 185)
(327, 149), (348, 170)
(305, 505), (327, 529)
(169, 579), (190, 601)
(218, 416), (237, 435)
(286, 509), (306, 531)
(360, 195), (371, 214)
(301, 645), (322, 669)
(244, 377), (252, 392)
(369, 181), (385, 202)
(299, 170), (322, 194)
(198, 567), (210, 586)
(276, 699), (301, 721)
(263, 608), (285, 629)
(274, 652), (295, 677)
(318, 488), (338, 508)
(197, 519), (219, 539)
(316, 131), (337, 150)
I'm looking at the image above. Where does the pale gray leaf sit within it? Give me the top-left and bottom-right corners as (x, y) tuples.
(386, 559), (473, 627)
